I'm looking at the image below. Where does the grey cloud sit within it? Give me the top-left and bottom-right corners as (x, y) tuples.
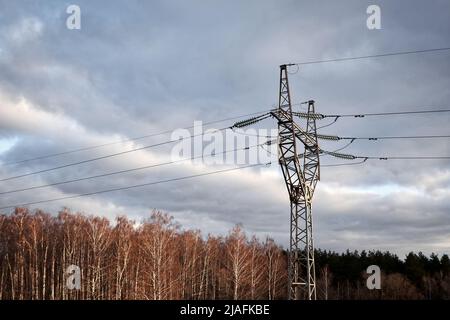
(0, 0), (449, 255)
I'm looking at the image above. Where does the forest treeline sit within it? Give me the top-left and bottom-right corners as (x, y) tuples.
(0, 207), (449, 300)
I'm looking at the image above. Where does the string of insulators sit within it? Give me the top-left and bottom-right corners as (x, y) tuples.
(293, 112), (325, 120)
(321, 150), (357, 160)
(231, 114), (271, 128)
(316, 134), (340, 141)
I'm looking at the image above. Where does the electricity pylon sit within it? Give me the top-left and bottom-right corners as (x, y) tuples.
(270, 64), (320, 300)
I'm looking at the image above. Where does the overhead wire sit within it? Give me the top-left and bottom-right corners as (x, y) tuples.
(321, 158), (369, 167)
(338, 134), (450, 141)
(331, 139), (355, 152)
(321, 155), (450, 167)
(288, 47), (450, 66)
(0, 142), (270, 195)
(0, 162), (270, 210)
(5, 46), (450, 166)
(317, 116), (340, 129)
(315, 133), (450, 142)
(2, 109), (273, 167)
(2, 142), (449, 209)
(3, 46), (450, 209)
(363, 156), (450, 160)
(293, 108), (450, 120)
(319, 148), (450, 161)
(0, 127), (227, 182)
(6, 106), (447, 172)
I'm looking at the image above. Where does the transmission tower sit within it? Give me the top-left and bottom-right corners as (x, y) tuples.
(271, 64), (320, 300)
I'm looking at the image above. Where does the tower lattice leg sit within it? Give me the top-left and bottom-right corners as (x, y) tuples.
(273, 65), (319, 300)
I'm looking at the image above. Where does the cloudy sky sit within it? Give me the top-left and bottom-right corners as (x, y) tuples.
(0, 0), (449, 257)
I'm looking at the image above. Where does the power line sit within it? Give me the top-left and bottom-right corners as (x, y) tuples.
(320, 148), (450, 161)
(6, 105), (447, 169)
(317, 116), (340, 129)
(316, 133), (450, 141)
(331, 139), (355, 152)
(0, 127), (227, 182)
(4, 47), (449, 166)
(293, 108), (450, 120)
(364, 156), (450, 160)
(2, 109), (272, 167)
(322, 158), (368, 167)
(0, 143), (267, 195)
(329, 109), (450, 118)
(321, 156), (450, 167)
(9, 152), (445, 210)
(0, 163), (269, 210)
(291, 108), (450, 131)
(0, 124), (279, 183)
(260, 143), (275, 156)
(232, 112), (450, 141)
(0, 112), (284, 182)
(318, 134), (450, 155)
(339, 135), (450, 141)
(288, 47), (450, 66)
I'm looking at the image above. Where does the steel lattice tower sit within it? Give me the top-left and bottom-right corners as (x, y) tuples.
(271, 64), (320, 300)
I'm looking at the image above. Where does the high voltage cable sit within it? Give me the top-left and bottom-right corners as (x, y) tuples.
(0, 143), (267, 195)
(331, 139), (355, 153)
(0, 127), (228, 182)
(317, 117), (340, 130)
(287, 47), (450, 66)
(2, 109), (272, 167)
(339, 135), (450, 141)
(2, 106), (448, 182)
(293, 108), (450, 120)
(363, 156), (450, 160)
(0, 163), (269, 210)
(327, 109), (450, 118)
(2, 151), (448, 210)
(3, 106), (448, 167)
(1, 122), (280, 183)
(322, 158), (369, 167)
(228, 130), (450, 142)
(321, 156), (450, 167)
(320, 149), (450, 161)
(316, 133), (450, 141)
(4, 46), (450, 166)
(291, 108), (450, 130)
